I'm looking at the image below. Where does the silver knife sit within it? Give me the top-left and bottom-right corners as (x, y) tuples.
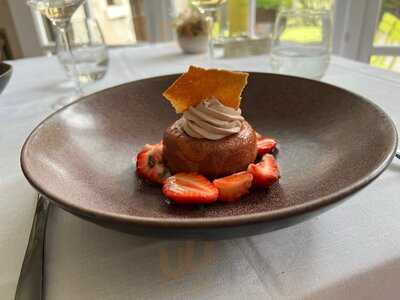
(15, 194), (50, 300)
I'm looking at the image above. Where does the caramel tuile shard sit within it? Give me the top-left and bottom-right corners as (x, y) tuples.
(162, 66), (249, 113)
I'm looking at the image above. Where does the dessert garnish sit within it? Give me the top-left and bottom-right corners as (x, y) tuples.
(180, 97), (244, 140)
(248, 154), (280, 187)
(163, 65), (248, 112)
(163, 173), (219, 204)
(136, 143), (170, 184)
(135, 66), (280, 205)
(213, 171), (253, 202)
(255, 134), (278, 156)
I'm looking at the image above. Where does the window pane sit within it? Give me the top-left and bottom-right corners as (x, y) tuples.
(370, 55), (400, 72)
(373, 0), (400, 46)
(175, 0), (190, 14)
(87, 0), (136, 45)
(72, 6), (86, 20)
(254, 0), (333, 37)
(39, 1), (138, 47)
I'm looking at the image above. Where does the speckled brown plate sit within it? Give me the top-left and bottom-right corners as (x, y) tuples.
(21, 73), (398, 239)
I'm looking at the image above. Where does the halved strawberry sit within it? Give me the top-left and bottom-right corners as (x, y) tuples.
(247, 154), (280, 187)
(163, 173), (218, 204)
(213, 171), (253, 202)
(136, 143), (170, 184)
(257, 137), (278, 156)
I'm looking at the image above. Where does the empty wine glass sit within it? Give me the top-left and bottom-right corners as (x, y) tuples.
(270, 8), (332, 80)
(27, 0), (86, 107)
(57, 18), (109, 85)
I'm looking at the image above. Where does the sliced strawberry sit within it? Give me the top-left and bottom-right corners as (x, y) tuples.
(163, 173), (218, 204)
(257, 137), (278, 156)
(247, 154), (280, 187)
(213, 171), (253, 202)
(136, 143), (170, 184)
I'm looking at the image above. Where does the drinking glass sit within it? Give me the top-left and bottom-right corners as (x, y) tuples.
(27, 0), (86, 106)
(191, 0), (227, 58)
(270, 9), (332, 80)
(57, 18), (108, 85)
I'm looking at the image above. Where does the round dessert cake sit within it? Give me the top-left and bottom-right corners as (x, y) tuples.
(163, 120), (257, 178)
(135, 66), (280, 205)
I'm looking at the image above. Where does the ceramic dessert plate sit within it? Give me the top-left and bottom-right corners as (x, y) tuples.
(21, 73), (398, 239)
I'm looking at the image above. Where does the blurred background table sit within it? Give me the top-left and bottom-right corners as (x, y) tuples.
(1, 43), (400, 300)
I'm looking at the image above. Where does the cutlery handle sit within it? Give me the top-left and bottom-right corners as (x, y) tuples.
(15, 195), (50, 300)
(396, 150), (400, 159)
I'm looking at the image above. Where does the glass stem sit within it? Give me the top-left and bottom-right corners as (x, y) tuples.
(204, 10), (215, 59)
(58, 26), (83, 95)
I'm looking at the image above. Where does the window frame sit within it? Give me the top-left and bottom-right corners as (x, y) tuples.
(334, 0), (400, 63)
(27, 0), (173, 53)
(5, 0), (42, 57)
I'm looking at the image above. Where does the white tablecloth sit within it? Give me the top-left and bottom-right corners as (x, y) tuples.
(1, 43), (400, 300)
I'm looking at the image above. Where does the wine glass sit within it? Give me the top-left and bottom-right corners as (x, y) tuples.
(57, 18), (109, 85)
(191, 0), (227, 58)
(27, 0), (86, 107)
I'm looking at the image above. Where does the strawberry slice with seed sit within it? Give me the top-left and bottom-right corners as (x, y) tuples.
(163, 173), (218, 204)
(257, 137), (278, 156)
(247, 154), (280, 187)
(136, 143), (170, 184)
(213, 171), (253, 202)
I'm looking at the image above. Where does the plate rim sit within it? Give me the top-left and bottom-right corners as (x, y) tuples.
(20, 72), (399, 229)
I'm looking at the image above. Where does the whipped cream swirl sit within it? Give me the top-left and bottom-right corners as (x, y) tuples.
(180, 97), (244, 140)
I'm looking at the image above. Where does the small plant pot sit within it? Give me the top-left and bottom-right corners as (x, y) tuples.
(177, 34), (208, 54)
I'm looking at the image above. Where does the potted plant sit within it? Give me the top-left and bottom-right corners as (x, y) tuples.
(174, 8), (209, 54)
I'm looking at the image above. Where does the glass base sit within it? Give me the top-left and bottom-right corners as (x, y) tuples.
(51, 82), (83, 111)
(270, 49), (330, 81)
(210, 36), (271, 59)
(51, 94), (80, 110)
